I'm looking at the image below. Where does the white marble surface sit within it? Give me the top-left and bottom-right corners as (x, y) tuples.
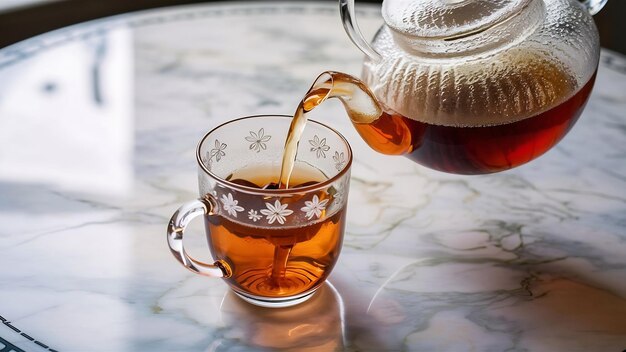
(0, 2), (625, 351)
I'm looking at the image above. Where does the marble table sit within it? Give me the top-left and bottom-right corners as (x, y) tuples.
(1, 2), (625, 351)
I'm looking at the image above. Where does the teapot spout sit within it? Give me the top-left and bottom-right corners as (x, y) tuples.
(306, 71), (381, 124)
(305, 71), (413, 156)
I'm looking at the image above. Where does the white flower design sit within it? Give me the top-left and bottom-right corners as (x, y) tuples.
(248, 209), (262, 222)
(333, 151), (346, 171)
(220, 193), (244, 217)
(245, 128), (271, 153)
(333, 188), (345, 206)
(331, 180), (348, 206)
(260, 199), (293, 224)
(301, 194), (329, 220)
(309, 135), (330, 158)
(208, 139), (227, 162)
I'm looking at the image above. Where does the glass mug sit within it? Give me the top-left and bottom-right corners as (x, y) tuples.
(167, 115), (352, 308)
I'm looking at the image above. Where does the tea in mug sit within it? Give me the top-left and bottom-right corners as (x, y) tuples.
(205, 163), (346, 298)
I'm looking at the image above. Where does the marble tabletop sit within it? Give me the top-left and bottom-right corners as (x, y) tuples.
(1, 2), (625, 351)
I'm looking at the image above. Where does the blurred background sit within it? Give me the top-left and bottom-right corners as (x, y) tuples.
(0, 0), (624, 54)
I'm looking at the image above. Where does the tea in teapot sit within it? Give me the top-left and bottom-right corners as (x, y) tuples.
(283, 68), (595, 175)
(279, 0), (606, 175)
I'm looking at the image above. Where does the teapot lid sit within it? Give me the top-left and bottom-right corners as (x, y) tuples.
(382, 0), (532, 39)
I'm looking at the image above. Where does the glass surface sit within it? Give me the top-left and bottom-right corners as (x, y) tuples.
(365, 0), (600, 126)
(168, 115), (352, 308)
(341, 0), (603, 174)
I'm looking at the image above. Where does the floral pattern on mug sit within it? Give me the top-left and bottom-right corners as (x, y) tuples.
(245, 128), (271, 153)
(301, 194), (329, 220)
(216, 191), (342, 224)
(248, 209), (262, 222)
(333, 151), (346, 171)
(208, 139), (227, 162)
(260, 199), (293, 224)
(220, 193), (244, 217)
(330, 179), (348, 207)
(309, 135), (330, 158)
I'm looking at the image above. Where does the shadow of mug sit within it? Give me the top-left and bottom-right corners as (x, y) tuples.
(207, 282), (346, 351)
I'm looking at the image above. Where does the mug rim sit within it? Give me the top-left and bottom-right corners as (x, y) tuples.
(196, 114), (353, 195)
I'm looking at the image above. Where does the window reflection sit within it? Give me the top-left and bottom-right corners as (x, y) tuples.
(0, 28), (133, 196)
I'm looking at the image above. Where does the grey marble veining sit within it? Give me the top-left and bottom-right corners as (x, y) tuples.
(0, 2), (625, 351)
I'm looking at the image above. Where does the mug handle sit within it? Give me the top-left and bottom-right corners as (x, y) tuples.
(167, 195), (229, 278)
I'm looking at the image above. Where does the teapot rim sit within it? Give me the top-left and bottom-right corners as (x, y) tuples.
(381, 0), (534, 40)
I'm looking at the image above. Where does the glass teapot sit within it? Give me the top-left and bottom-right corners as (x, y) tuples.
(307, 0), (606, 174)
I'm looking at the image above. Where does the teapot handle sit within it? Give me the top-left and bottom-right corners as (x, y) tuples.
(339, 0), (382, 62)
(578, 0), (608, 15)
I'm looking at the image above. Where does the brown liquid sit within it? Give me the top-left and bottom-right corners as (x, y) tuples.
(354, 72), (595, 174)
(278, 88), (330, 188)
(206, 164), (345, 298)
(285, 71), (595, 175)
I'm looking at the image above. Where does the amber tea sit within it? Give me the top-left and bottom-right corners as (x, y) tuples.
(284, 67), (595, 175)
(353, 72), (596, 174)
(206, 163), (346, 298)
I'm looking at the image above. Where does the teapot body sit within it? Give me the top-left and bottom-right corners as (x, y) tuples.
(341, 0), (601, 174)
